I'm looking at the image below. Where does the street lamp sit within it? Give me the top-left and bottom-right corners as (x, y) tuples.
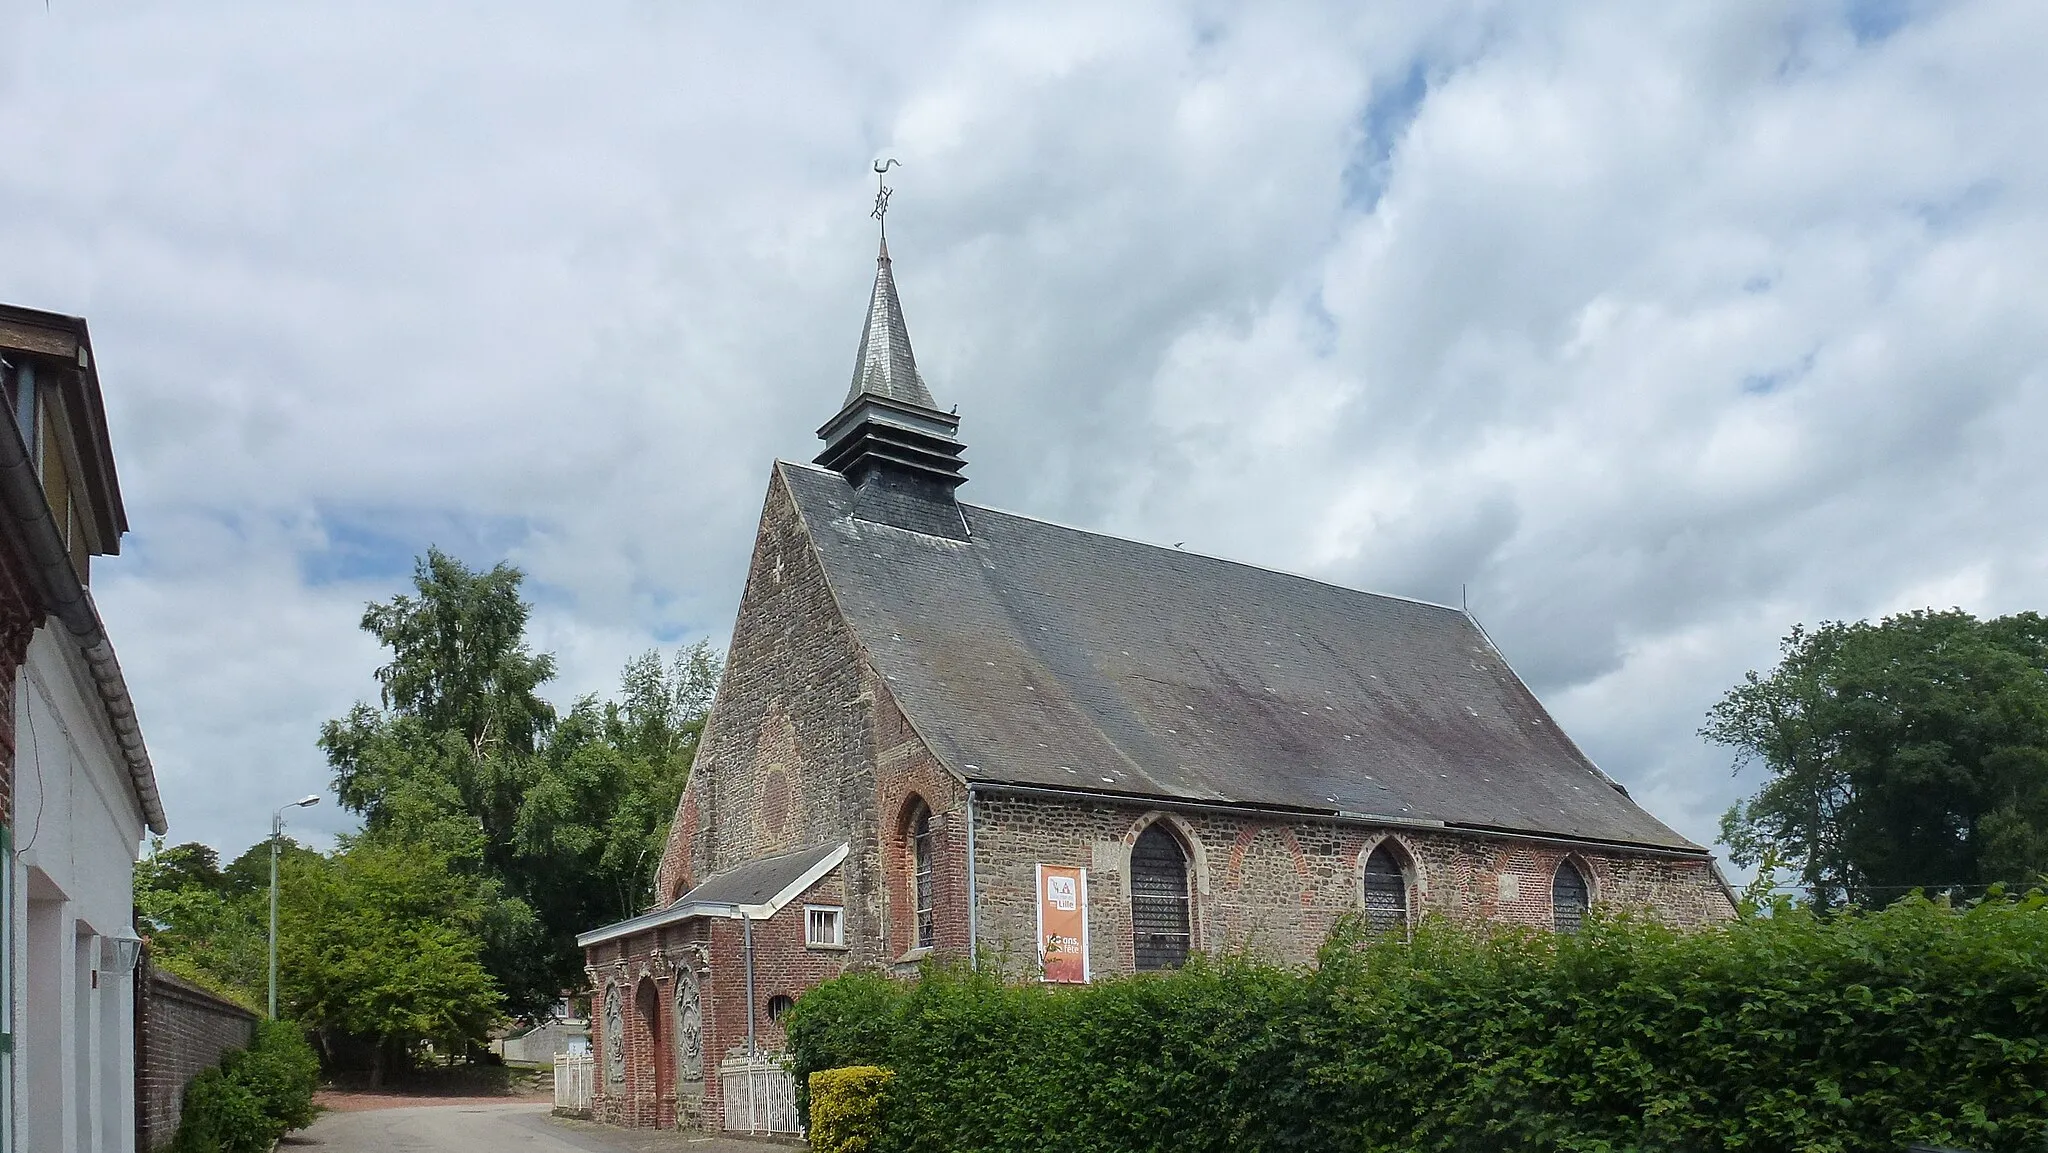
(269, 794), (320, 1020)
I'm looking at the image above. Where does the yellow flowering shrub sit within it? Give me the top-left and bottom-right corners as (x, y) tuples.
(808, 1065), (893, 1153)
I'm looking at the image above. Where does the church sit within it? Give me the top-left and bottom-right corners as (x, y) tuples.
(576, 218), (1734, 1133)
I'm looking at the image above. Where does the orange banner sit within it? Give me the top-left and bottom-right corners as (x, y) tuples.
(1036, 864), (1090, 983)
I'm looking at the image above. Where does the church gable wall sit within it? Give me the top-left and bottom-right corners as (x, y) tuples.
(654, 470), (874, 904)
(970, 793), (1732, 976)
(649, 468), (971, 971)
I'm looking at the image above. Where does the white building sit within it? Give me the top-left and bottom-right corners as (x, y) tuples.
(1, 305), (167, 1153)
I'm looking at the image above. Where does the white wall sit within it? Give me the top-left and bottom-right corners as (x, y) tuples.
(11, 625), (148, 1153)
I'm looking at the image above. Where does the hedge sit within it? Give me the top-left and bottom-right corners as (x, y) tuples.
(174, 1019), (322, 1153)
(810, 1065), (894, 1153)
(171, 1068), (270, 1153)
(787, 895), (2048, 1153)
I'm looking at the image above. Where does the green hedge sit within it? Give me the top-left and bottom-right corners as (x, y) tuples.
(174, 1019), (322, 1153)
(787, 895), (2048, 1153)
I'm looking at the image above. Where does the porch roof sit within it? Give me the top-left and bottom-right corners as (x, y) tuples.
(576, 842), (847, 949)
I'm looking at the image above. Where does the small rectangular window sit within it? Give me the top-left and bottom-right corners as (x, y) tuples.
(804, 905), (844, 949)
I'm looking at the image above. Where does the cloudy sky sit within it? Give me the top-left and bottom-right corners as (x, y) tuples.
(3, 1), (2043, 863)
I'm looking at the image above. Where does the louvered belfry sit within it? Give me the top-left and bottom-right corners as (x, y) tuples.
(815, 236), (969, 539)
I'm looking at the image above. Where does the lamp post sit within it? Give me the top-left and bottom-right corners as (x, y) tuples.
(269, 795), (320, 1020)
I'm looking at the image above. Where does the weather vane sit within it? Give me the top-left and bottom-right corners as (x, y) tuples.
(872, 158), (900, 240)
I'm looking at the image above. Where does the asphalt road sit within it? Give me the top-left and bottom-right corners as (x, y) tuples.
(288, 1103), (782, 1153)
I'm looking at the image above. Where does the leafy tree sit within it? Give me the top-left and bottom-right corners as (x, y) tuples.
(138, 832), (511, 1080)
(136, 837), (272, 1004)
(221, 837), (323, 898)
(144, 841), (225, 893)
(323, 547), (555, 868)
(320, 549), (558, 1014)
(1707, 609), (2048, 908)
(516, 642), (720, 928)
(276, 838), (503, 1083)
(320, 549), (721, 1016)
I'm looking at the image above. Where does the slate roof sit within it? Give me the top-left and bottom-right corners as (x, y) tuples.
(679, 842), (843, 907)
(780, 461), (1700, 853)
(576, 842), (848, 946)
(843, 239), (935, 409)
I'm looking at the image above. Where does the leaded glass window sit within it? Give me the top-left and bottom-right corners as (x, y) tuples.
(1130, 824), (1190, 970)
(1553, 860), (1590, 934)
(912, 806), (935, 950)
(1363, 845), (1408, 935)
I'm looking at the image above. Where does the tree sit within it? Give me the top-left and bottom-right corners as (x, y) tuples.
(275, 839), (503, 1083)
(136, 839), (268, 1003)
(320, 549), (722, 1016)
(1707, 609), (2048, 908)
(324, 547), (555, 867)
(138, 833), (508, 1079)
(514, 643), (721, 959)
(320, 549), (558, 1014)
(221, 837), (323, 898)
(143, 841), (224, 893)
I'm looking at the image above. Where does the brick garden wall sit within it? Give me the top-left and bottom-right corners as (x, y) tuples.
(134, 958), (258, 1151)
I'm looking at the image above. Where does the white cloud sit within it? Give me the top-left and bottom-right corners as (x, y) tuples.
(3, 0), (2044, 858)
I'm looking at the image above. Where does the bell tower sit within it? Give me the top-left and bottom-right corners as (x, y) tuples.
(814, 166), (968, 539)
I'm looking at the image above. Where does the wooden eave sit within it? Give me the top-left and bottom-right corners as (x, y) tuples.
(0, 304), (129, 553)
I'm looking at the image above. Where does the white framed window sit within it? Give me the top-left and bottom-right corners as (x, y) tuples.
(804, 905), (844, 948)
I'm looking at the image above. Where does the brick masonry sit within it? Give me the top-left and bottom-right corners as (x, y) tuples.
(590, 467), (1736, 1131)
(969, 793), (1730, 974)
(133, 956), (258, 1151)
(585, 869), (852, 1130)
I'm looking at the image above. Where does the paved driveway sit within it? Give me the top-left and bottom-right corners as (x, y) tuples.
(288, 1102), (788, 1153)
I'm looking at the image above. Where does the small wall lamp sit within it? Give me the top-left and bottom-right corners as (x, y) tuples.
(102, 931), (145, 977)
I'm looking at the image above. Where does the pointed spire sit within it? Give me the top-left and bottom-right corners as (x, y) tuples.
(816, 164), (969, 538)
(844, 236), (937, 409)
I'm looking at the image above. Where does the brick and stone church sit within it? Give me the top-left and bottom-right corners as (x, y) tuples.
(578, 231), (1734, 1131)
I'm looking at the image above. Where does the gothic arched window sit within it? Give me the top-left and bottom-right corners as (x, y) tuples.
(910, 803), (936, 950)
(1130, 824), (1191, 970)
(1363, 844), (1409, 935)
(1553, 859), (1590, 934)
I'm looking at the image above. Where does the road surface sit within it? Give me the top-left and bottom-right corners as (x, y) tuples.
(288, 1102), (783, 1152)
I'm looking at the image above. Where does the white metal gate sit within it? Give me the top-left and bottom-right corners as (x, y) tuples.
(553, 1052), (593, 1116)
(719, 1055), (799, 1135)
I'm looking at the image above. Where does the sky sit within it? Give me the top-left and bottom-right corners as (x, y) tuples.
(2, 1), (2044, 864)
